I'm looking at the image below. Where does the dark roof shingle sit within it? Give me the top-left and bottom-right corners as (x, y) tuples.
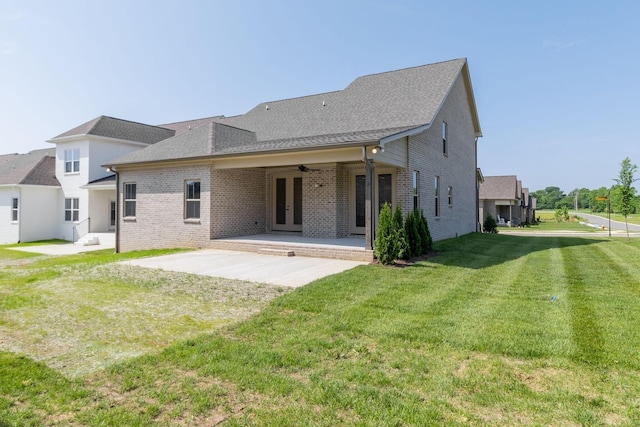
(0, 148), (59, 186)
(52, 116), (175, 145)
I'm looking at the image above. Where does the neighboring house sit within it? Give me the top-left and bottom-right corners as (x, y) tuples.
(0, 148), (60, 244)
(479, 175), (537, 227)
(479, 175), (521, 226)
(101, 58), (482, 254)
(46, 116), (176, 241)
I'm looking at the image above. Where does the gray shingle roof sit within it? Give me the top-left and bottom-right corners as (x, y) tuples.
(159, 116), (225, 136)
(0, 148), (60, 186)
(106, 122), (257, 165)
(106, 58), (481, 166)
(479, 175), (519, 200)
(51, 116), (175, 145)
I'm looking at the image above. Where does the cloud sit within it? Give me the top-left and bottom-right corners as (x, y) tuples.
(0, 41), (19, 55)
(544, 38), (588, 51)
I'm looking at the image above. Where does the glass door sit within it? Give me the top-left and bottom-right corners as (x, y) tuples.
(273, 175), (302, 231)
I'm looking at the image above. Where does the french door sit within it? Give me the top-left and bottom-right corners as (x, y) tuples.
(272, 175), (303, 231)
(350, 171), (393, 234)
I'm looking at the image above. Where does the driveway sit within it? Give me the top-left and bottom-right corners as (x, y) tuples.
(119, 249), (369, 288)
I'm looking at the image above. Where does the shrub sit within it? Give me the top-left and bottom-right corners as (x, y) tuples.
(483, 214), (498, 233)
(405, 210), (421, 258)
(374, 203), (397, 265)
(393, 206), (410, 260)
(417, 209), (433, 254)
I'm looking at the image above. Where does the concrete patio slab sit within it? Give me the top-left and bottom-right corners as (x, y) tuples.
(119, 249), (369, 288)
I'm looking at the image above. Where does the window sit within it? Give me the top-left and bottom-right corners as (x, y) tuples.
(412, 171), (419, 211)
(185, 180), (201, 219)
(448, 186), (453, 206)
(64, 198), (79, 222)
(442, 121), (448, 155)
(124, 183), (136, 217)
(11, 198), (18, 222)
(65, 149), (80, 173)
(434, 176), (440, 217)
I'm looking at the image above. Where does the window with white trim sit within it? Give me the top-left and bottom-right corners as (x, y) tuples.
(434, 176), (441, 217)
(65, 149), (80, 173)
(412, 171), (419, 211)
(11, 198), (18, 222)
(185, 180), (201, 219)
(448, 186), (453, 206)
(64, 198), (79, 222)
(442, 121), (448, 155)
(124, 183), (137, 217)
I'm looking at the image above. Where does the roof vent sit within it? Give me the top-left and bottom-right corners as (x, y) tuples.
(322, 100), (326, 107)
(265, 105), (269, 110)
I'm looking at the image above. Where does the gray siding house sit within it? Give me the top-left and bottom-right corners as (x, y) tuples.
(98, 58), (482, 260)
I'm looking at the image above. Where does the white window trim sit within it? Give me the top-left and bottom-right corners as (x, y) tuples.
(64, 198), (79, 222)
(11, 197), (18, 222)
(123, 183), (137, 218)
(184, 180), (201, 220)
(64, 149), (80, 174)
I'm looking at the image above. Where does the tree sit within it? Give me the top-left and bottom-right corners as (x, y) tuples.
(393, 205), (410, 260)
(374, 203), (397, 265)
(532, 187), (565, 209)
(614, 157), (638, 239)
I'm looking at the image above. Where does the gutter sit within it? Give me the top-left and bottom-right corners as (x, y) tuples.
(106, 167), (121, 253)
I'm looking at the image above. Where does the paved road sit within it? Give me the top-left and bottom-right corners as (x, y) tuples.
(571, 212), (640, 232)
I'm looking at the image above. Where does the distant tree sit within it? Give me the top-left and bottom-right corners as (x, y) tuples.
(614, 157), (638, 239)
(588, 187), (609, 213)
(577, 188), (591, 209)
(532, 186), (565, 209)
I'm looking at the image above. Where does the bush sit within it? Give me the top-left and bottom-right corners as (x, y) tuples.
(555, 205), (569, 222)
(393, 206), (410, 260)
(483, 214), (498, 233)
(375, 205), (433, 264)
(416, 209), (433, 254)
(405, 210), (420, 258)
(374, 203), (397, 265)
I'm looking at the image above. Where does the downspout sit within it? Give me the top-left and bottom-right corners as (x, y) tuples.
(111, 167), (120, 253)
(475, 137), (479, 232)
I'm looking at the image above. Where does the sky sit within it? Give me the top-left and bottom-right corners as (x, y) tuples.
(1, 0), (639, 193)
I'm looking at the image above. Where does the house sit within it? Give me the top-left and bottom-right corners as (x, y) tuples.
(46, 116), (176, 242)
(101, 58), (482, 258)
(5, 58), (481, 259)
(0, 148), (60, 244)
(479, 175), (536, 227)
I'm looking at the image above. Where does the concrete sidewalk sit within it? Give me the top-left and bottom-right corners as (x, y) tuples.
(119, 249), (369, 288)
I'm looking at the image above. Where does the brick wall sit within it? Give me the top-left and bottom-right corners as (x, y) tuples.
(211, 168), (266, 238)
(118, 164), (211, 251)
(405, 73), (478, 242)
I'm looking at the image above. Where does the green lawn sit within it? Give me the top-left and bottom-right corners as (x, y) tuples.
(2, 234), (640, 425)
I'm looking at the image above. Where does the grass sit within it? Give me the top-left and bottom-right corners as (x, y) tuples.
(1, 235), (640, 425)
